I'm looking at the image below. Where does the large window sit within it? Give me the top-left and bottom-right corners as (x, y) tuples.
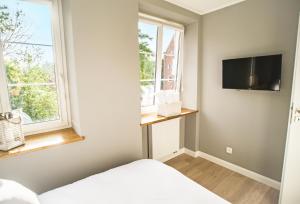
(139, 15), (184, 109)
(0, 0), (70, 134)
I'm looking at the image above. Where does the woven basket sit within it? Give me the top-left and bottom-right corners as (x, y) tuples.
(0, 112), (24, 151)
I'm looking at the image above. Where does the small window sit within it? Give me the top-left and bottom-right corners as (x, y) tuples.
(139, 21), (158, 107)
(0, 0), (70, 134)
(138, 15), (184, 111)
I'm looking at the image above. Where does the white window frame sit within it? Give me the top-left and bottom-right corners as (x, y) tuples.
(0, 0), (71, 135)
(139, 13), (184, 114)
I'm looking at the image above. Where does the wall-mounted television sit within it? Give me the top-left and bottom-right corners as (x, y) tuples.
(222, 54), (282, 91)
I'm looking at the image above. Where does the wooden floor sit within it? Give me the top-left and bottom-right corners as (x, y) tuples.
(165, 154), (279, 204)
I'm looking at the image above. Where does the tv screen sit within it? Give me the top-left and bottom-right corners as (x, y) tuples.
(222, 54), (282, 91)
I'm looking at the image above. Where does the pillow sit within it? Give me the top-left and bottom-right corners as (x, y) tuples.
(0, 179), (40, 204)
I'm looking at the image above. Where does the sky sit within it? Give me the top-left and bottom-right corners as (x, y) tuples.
(1, 0), (53, 45)
(138, 21), (177, 55)
(1, 0), (53, 63)
(139, 22), (158, 54)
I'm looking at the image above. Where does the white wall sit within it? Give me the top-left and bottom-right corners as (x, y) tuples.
(200, 0), (300, 181)
(0, 0), (142, 193)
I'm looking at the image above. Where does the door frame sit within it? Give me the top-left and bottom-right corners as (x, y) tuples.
(279, 13), (300, 203)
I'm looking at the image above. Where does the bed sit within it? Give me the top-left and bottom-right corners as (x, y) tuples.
(38, 159), (229, 204)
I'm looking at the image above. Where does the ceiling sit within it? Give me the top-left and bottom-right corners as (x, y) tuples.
(163, 0), (246, 15)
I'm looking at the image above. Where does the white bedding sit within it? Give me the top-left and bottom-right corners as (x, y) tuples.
(39, 159), (229, 204)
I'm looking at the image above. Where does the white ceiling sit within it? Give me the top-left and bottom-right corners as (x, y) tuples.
(164, 0), (246, 15)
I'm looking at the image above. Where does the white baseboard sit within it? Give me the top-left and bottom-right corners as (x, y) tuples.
(158, 148), (185, 162)
(177, 148), (280, 190)
(182, 148), (197, 157)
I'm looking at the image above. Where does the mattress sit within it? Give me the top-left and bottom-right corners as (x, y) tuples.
(39, 159), (230, 204)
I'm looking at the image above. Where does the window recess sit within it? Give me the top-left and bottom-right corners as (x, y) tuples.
(138, 13), (184, 112)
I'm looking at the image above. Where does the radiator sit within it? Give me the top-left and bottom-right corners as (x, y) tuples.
(150, 118), (180, 160)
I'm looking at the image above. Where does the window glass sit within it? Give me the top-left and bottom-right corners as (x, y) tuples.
(138, 17), (183, 110)
(161, 27), (180, 91)
(138, 21), (158, 107)
(0, 0), (60, 124)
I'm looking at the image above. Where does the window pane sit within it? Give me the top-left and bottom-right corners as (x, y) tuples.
(138, 21), (158, 107)
(0, 0), (53, 45)
(8, 85), (59, 124)
(0, 1), (60, 124)
(5, 43), (55, 84)
(161, 27), (181, 90)
(4, 43), (59, 124)
(141, 80), (155, 107)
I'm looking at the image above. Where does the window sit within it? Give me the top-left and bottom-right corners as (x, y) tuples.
(0, 0), (70, 134)
(138, 14), (184, 110)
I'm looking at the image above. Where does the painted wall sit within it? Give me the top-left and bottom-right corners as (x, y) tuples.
(200, 0), (300, 181)
(0, 0), (142, 193)
(182, 21), (202, 151)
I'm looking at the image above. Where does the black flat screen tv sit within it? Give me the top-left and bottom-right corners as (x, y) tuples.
(222, 54), (282, 91)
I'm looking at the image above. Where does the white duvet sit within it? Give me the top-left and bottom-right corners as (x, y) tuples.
(39, 159), (230, 204)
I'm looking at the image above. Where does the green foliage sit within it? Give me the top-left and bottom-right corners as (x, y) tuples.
(6, 61), (59, 122)
(139, 29), (155, 84)
(5, 61), (22, 83)
(17, 86), (58, 121)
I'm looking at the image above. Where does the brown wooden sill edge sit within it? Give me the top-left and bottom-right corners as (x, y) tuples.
(140, 108), (198, 126)
(0, 128), (85, 160)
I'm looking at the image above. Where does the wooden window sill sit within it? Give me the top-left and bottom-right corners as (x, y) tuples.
(0, 128), (85, 159)
(141, 108), (198, 126)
